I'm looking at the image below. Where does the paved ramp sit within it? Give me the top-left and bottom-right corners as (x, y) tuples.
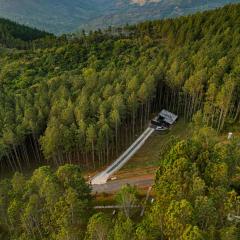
(91, 127), (154, 185)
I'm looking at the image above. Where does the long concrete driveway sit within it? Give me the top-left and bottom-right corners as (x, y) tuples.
(91, 127), (154, 185)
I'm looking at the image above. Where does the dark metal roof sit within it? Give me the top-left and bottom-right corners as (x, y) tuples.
(159, 109), (178, 125)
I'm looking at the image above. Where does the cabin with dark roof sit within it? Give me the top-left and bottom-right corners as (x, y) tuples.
(151, 109), (178, 128)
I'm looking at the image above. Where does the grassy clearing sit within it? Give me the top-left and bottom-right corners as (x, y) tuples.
(114, 120), (240, 180)
(113, 119), (191, 179)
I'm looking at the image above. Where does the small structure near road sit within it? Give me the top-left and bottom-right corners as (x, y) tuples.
(151, 109), (178, 131)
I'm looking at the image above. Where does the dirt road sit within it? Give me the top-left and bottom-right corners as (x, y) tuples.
(92, 175), (154, 194)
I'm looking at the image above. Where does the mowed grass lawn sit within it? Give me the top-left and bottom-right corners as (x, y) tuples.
(114, 119), (191, 179)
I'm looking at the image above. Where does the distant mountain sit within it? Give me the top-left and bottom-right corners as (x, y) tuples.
(0, 0), (99, 34)
(0, 0), (239, 34)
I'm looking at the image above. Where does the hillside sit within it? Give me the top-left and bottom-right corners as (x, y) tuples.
(0, 0), (239, 33)
(0, 3), (240, 239)
(0, 17), (52, 48)
(0, 3), (239, 172)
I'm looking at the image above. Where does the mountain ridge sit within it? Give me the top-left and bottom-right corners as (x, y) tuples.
(0, 0), (240, 34)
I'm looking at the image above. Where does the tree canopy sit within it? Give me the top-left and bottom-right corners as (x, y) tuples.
(0, 4), (240, 174)
(0, 164), (92, 239)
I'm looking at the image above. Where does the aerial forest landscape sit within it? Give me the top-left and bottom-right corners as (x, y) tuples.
(0, 0), (240, 239)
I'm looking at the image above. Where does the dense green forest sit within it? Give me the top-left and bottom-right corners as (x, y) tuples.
(0, 3), (240, 240)
(0, 128), (239, 239)
(0, 4), (240, 174)
(85, 128), (240, 240)
(0, 18), (52, 49)
(0, 164), (92, 239)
